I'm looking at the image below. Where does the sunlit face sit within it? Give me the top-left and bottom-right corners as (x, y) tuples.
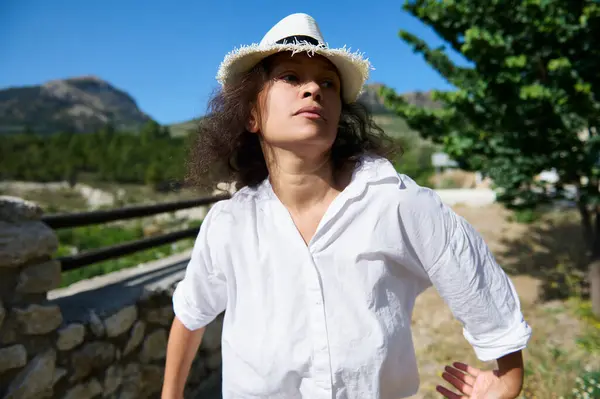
(248, 52), (343, 157)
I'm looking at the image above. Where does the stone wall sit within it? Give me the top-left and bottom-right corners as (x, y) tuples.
(0, 196), (223, 398)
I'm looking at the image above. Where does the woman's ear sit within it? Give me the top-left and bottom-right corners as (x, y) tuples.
(247, 106), (260, 133)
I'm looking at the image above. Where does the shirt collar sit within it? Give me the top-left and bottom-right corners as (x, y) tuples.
(235, 154), (402, 202)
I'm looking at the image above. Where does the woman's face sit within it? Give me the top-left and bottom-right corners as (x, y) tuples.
(249, 52), (343, 158)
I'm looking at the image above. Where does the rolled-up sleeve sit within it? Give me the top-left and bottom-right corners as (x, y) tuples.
(398, 183), (532, 361)
(172, 202), (228, 331)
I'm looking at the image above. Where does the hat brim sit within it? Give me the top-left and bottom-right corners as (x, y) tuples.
(216, 43), (372, 104)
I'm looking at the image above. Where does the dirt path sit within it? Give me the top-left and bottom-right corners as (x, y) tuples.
(407, 204), (597, 398)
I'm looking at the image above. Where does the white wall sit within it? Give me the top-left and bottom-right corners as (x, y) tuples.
(434, 189), (496, 207)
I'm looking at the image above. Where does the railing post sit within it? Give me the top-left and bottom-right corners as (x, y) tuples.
(0, 196), (63, 398)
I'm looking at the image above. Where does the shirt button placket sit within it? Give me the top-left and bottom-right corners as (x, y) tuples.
(307, 251), (333, 397)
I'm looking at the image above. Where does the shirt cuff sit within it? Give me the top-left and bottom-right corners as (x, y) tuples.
(463, 313), (533, 362)
(172, 282), (215, 331)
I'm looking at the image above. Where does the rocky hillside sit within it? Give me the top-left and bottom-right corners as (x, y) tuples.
(0, 76), (153, 134)
(358, 83), (440, 113)
(0, 77), (438, 137)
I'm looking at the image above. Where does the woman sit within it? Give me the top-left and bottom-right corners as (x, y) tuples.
(162, 13), (531, 399)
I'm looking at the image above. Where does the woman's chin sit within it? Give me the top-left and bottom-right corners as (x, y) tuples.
(289, 125), (335, 141)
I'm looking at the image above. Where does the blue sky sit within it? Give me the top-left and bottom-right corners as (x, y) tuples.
(0, 0), (461, 125)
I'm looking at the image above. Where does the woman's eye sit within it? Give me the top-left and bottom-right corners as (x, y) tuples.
(280, 74), (298, 83)
(322, 79), (336, 89)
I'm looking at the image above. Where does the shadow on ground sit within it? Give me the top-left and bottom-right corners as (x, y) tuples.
(497, 209), (590, 301)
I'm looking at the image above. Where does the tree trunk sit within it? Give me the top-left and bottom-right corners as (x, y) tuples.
(577, 200), (600, 317)
(592, 259), (600, 317)
(592, 206), (600, 317)
(577, 201), (593, 248)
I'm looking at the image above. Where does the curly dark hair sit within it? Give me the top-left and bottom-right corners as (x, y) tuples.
(186, 53), (399, 191)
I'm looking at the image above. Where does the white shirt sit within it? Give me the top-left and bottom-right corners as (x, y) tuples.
(172, 155), (532, 399)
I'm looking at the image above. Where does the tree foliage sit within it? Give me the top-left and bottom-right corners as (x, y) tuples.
(382, 0), (600, 314)
(0, 121), (188, 189)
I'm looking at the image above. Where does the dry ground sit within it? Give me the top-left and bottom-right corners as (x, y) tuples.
(407, 204), (600, 398)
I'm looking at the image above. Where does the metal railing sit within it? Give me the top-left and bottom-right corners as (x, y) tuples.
(43, 194), (230, 271)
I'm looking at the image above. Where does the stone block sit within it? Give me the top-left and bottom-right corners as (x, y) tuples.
(0, 196), (42, 223)
(71, 341), (115, 381)
(123, 320), (145, 356)
(206, 351), (222, 371)
(0, 314), (18, 345)
(37, 388), (53, 399)
(104, 305), (137, 338)
(139, 329), (167, 363)
(13, 304), (62, 335)
(3, 349), (56, 399)
(103, 364), (123, 396)
(140, 365), (163, 397)
(21, 336), (53, 360)
(62, 378), (102, 399)
(0, 344), (27, 373)
(87, 310), (105, 337)
(0, 299), (5, 329)
(16, 260), (61, 294)
(200, 316), (223, 351)
(52, 367), (67, 385)
(115, 363), (141, 399)
(0, 269), (18, 303)
(0, 221), (58, 268)
(143, 305), (174, 326)
(56, 323), (85, 351)
(187, 357), (208, 384)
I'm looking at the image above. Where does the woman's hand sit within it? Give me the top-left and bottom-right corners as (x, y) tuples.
(436, 362), (523, 399)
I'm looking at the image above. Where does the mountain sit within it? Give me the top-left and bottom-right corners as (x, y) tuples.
(0, 76), (153, 134)
(0, 76), (438, 137)
(359, 84), (441, 140)
(168, 84), (440, 138)
(168, 118), (202, 138)
(358, 83), (441, 113)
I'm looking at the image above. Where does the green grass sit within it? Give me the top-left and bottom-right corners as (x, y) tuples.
(571, 371), (600, 398)
(56, 220), (201, 287)
(508, 208), (542, 224)
(56, 224), (144, 250)
(515, 299), (600, 398)
(60, 240), (195, 287)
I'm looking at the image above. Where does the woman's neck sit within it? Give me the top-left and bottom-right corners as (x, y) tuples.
(266, 150), (349, 213)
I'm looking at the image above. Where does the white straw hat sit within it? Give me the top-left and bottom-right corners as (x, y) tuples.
(216, 13), (372, 104)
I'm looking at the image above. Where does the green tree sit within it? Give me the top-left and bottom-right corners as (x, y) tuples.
(382, 0), (600, 315)
(1, 125), (188, 189)
(392, 136), (437, 187)
(140, 120), (163, 144)
(23, 124), (35, 135)
(99, 121), (116, 138)
(145, 161), (163, 188)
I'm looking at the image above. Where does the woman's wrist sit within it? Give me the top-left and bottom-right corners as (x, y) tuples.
(496, 350), (525, 397)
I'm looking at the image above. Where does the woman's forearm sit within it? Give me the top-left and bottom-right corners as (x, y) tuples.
(162, 317), (205, 399)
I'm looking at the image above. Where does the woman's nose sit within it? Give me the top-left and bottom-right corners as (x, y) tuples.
(302, 81), (322, 102)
